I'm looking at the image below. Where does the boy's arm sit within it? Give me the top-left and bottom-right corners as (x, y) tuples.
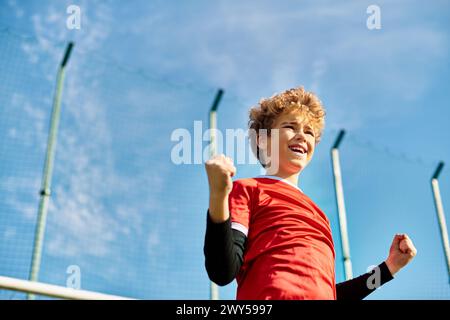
(204, 210), (247, 286)
(204, 154), (245, 285)
(336, 261), (393, 300)
(337, 234), (417, 300)
(205, 154), (236, 223)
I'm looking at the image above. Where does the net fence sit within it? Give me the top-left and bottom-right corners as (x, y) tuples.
(0, 24), (449, 300)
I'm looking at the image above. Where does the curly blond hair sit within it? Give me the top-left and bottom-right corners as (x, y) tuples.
(248, 86), (326, 167)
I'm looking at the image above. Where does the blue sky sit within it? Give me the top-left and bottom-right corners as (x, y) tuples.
(0, 0), (449, 299)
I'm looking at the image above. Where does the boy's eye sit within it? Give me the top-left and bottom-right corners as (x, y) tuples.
(283, 126), (295, 130)
(306, 131), (314, 136)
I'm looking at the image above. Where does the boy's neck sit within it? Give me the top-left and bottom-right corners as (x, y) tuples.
(264, 170), (300, 187)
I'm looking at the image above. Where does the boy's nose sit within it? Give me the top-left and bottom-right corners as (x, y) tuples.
(293, 131), (306, 142)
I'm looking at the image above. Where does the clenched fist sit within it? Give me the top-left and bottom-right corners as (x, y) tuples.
(385, 234), (417, 276)
(205, 154), (236, 223)
(205, 154), (236, 197)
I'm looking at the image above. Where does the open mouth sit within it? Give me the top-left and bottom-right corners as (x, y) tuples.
(288, 145), (307, 157)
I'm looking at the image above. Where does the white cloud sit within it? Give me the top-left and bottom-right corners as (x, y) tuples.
(9, 2), (160, 266)
(147, 231), (160, 254)
(128, 0), (447, 131)
(0, 176), (41, 220)
(311, 59), (327, 94)
(7, 128), (17, 138)
(3, 227), (17, 240)
(8, 93), (48, 150)
(7, 0), (24, 18)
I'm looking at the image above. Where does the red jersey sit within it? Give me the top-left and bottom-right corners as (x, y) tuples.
(229, 176), (336, 300)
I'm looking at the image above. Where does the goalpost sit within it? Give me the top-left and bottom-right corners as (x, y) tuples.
(0, 275), (135, 300)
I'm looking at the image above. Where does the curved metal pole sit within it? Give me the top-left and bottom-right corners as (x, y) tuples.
(28, 42), (74, 300)
(208, 88), (224, 300)
(431, 162), (450, 284)
(331, 130), (353, 280)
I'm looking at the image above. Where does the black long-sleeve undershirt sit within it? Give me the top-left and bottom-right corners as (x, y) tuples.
(204, 211), (394, 300)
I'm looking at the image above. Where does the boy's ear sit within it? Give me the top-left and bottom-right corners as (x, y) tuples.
(257, 134), (268, 150)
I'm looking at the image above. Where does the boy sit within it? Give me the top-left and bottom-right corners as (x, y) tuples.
(204, 87), (417, 300)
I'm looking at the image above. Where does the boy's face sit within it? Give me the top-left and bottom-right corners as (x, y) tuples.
(260, 110), (316, 174)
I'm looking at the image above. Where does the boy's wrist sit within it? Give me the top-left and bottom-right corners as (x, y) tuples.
(208, 193), (230, 223)
(384, 258), (400, 276)
(209, 190), (229, 201)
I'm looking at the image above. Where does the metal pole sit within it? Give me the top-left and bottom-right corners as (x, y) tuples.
(208, 88), (224, 300)
(331, 130), (353, 280)
(28, 42), (74, 300)
(431, 162), (450, 283)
